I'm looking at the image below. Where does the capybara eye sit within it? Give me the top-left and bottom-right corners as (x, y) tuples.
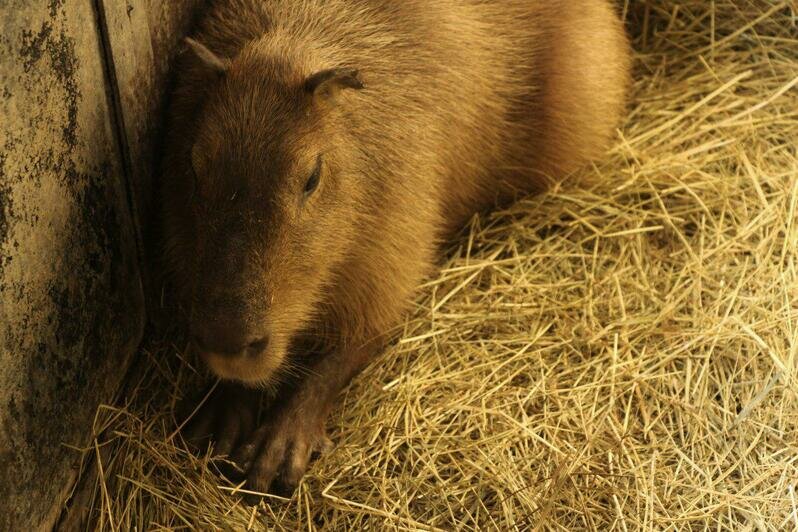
(304, 156), (322, 196)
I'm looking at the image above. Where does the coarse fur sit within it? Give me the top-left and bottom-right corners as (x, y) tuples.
(160, 0), (631, 493)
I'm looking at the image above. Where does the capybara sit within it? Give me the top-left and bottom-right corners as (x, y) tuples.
(160, 0), (631, 495)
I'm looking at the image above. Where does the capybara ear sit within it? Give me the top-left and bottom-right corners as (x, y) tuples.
(184, 37), (230, 75)
(304, 68), (364, 103)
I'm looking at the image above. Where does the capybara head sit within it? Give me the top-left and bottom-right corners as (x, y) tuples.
(162, 38), (365, 386)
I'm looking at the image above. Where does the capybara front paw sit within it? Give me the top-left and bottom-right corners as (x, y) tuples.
(181, 382), (261, 459)
(232, 408), (332, 498)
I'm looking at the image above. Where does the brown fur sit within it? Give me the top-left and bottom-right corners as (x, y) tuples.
(162, 0), (631, 493)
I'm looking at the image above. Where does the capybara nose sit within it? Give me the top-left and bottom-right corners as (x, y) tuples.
(191, 323), (268, 357)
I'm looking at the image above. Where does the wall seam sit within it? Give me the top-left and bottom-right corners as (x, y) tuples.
(91, 0), (148, 300)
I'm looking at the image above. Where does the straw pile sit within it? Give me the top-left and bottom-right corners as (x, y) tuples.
(71, 1), (798, 529)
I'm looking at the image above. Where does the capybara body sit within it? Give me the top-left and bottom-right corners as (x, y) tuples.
(162, 0), (630, 493)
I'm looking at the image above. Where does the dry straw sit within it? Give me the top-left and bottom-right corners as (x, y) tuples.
(67, 1), (798, 529)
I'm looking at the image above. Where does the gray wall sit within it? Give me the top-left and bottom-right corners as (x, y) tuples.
(0, 1), (201, 529)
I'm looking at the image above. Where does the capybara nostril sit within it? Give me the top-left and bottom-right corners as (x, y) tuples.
(247, 337), (269, 355)
(190, 323), (252, 356)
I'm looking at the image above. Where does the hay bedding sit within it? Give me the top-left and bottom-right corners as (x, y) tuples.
(74, 1), (798, 529)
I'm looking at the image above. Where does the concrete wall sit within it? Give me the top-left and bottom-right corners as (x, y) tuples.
(0, 1), (201, 529)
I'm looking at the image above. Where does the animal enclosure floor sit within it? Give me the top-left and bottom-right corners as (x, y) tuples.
(72, 2), (797, 530)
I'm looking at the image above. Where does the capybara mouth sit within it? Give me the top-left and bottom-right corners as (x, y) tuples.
(192, 341), (285, 387)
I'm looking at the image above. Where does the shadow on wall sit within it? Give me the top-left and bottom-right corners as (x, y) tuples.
(0, 1), (202, 529)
